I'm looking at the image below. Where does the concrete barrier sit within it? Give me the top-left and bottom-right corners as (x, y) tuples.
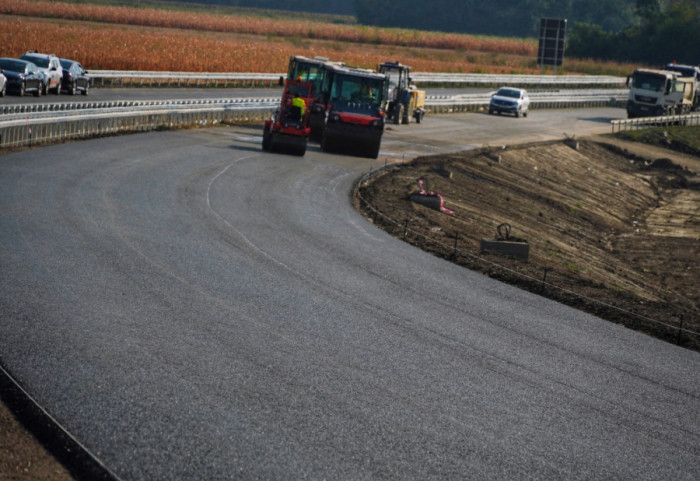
(480, 239), (530, 260)
(410, 193), (443, 210)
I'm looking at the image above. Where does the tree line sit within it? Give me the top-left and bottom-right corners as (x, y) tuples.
(156, 0), (699, 66)
(567, 0), (700, 66)
(353, 0), (699, 65)
(353, 0), (637, 38)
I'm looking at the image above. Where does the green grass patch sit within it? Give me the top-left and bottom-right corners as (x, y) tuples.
(615, 126), (700, 156)
(565, 262), (582, 273)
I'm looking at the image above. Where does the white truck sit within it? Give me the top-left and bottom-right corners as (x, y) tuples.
(664, 62), (700, 111)
(625, 68), (696, 118)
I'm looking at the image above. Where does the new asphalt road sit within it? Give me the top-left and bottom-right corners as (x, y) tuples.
(1, 107), (698, 480)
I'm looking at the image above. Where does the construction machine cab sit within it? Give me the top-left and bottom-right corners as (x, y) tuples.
(283, 55), (345, 140)
(380, 61), (411, 101)
(261, 78), (313, 156)
(378, 61), (425, 124)
(321, 64), (388, 159)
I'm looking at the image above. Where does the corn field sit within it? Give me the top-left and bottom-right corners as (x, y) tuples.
(0, 0), (636, 75)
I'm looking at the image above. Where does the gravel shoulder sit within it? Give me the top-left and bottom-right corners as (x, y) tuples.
(0, 373), (74, 481)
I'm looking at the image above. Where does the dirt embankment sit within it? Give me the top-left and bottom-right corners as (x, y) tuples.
(356, 130), (700, 350)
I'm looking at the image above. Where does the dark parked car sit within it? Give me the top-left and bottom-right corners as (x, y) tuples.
(0, 58), (44, 97)
(60, 59), (91, 95)
(20, 51), (62, 95)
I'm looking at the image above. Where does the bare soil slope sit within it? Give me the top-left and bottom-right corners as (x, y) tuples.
(356, 132), (700, 350)
(0, 398), (73, 481)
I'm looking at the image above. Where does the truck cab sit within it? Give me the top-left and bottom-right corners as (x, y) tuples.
(625, 68), (695, 118)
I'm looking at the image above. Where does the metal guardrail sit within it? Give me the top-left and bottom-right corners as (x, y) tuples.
(611, 113), (700, 132)
(0, 103), (271, 149)
(0, 90), (629, 149)
(91, 71), (283, 87)
(88, 70), (626, 88)
(428, 89), (627, 113)
(0, 97), (279, 118)
(1, 90), (626, 118)
(411, 72), (625, 87)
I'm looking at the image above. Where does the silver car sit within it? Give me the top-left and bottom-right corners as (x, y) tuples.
(489, 87), (530, 117)
(20, 51), (63, 95)
(0, 69), (6, 97)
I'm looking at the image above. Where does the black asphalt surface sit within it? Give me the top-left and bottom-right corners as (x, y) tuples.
(1, 106), (699, 480)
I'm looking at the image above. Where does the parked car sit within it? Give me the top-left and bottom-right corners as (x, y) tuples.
(489, 87), (530, 117)
(0, 70), (6, 97)
(0, 58), (44, 97)
(20, 51), (62, 95)
(60, 59), (91, 95)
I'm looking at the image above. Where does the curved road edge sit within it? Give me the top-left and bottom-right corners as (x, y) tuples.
(0, 361), (121, 481)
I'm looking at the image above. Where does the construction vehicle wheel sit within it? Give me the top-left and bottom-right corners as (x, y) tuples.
(288, 138), (307, 156)
(268, 132), (278, 153)
(321, 132), (331, 153)
(368, 145), (380, 159)
(262, 129), (271, 151)
(393, 104), (403, 125)
(364, 141), (380, 159)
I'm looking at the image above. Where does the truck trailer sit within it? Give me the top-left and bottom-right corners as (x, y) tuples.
(664, 62), (700, 111)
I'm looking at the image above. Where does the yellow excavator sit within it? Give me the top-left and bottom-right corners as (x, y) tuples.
(378, 61), (426, 124)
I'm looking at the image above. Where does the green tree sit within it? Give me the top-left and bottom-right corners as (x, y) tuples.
(353, 0), (640, 37)
(566, 23), (614, 59)
(635, 0), (663, 21)
(649, 0), (700, 64)
(568, 0), (700, 64)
